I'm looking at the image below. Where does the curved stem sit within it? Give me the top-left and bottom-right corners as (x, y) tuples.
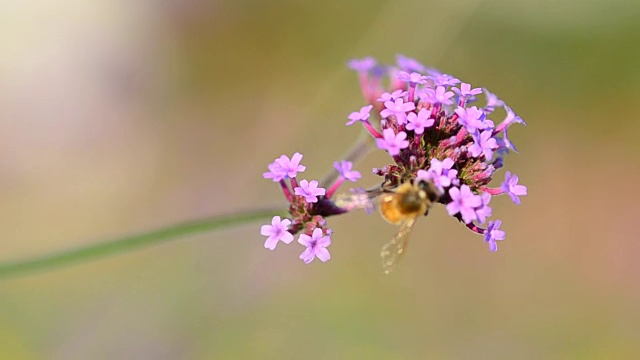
(0, 207), (283, 280)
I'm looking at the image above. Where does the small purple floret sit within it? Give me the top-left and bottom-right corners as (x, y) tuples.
(334, 160), (361, 182)
(484, 220), (506, 252)
(298, 228), (332, 263)
(455, 106), (494, 133)
(261, 216), (294, 250)
(468, 130), (498, 161)
(396, 54), (426, 73)
(501, 171), (527, 205)
(417, 158), (458, 191)
(376, 129), (410, 156)
(458, 83), (483, 97)
(406, 108), (435, 135)
(347, 105), (373, 126)
(446, 185), (482, 224)
(380, 98), (416, 125)
(475, 192), (493, 224)
(377, 90), (408, 103)
(398, 71), (428, 85)
(348, 57), (377, 72)
(294, 179), (326, 203)
(429, 73), (460, 87)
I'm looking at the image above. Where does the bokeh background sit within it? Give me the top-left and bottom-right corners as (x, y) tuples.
(1, 0), (639, 359)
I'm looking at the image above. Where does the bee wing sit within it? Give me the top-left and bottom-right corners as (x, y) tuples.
(380, 217), (417, 274)
(333, 186), (388, 212)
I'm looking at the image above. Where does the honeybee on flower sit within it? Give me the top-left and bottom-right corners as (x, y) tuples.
(260, 55), (527, 273)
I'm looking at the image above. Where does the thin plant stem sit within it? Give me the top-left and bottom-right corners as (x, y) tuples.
(0, 207), (284, 279)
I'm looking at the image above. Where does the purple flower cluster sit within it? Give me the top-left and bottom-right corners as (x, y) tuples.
(261, 54), (527, 265)
(349, 55), (527, 251)
(261, 153), (360, 263)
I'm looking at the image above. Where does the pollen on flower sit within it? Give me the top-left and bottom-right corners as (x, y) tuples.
(261, 54), (528, 268)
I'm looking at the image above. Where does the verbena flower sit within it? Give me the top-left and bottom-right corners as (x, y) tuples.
(484, 220), (506, 252)
(294, 179), (326, 203)
(261, 216), (294, 250)
(261, 55), (528, 266)
(376, 129), (409, 156)
(298, 228), (332, 263)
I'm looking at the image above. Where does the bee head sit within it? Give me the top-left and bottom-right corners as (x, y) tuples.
(416, 179), (439, 203)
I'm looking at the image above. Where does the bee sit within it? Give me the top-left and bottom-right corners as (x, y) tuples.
(335, 179), (439, 274)
(377, 179), (439, 274)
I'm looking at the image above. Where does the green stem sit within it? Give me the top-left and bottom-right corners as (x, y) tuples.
(0, 207), (282, 280)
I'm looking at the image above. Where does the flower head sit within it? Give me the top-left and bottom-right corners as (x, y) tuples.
(376, 129), (409, 156)
(261, 216), (294, 250)
(298, 228), (332, 263)
(347, 105), (373, 126)
(334, 160), (361, 182)
(261, 55), (528, 270)
(501, 171), (527, 205)
(484, 220), (506, 252)
(294, 179), (326, 203)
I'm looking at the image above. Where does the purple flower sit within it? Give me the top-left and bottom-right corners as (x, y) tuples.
(468, 130), (498, 160)
(263, 152), (306, 181)
(397, 71), (428, 85)
(420, 86), (455, 105)
(376, 129), (409, 156)
(446, 185), (482, 224)
(429, 73), (460, 87)
(377, 90), (408, 102)
(396, 54), (426, 73)
(496, 126), (518, 154)
(380, 98), (416, 125)
(406, 108), (435, 134)
(417, 158), (458, 191)
(334, 160), (361, 182)
(298, 228), (331, 263)
(455, 106), (494, 133)
(294, 179), (326, 203)
(458, 83), (483, 97)
(346, 105), (373, 126)
(501, 171), (527, 205)
(483, 88), (504, 112)
(277, 153), (306, 178)
(261, 216), (294, 250)
(263, 162), (287, 182)
(484, 220), (506, 252)
(503, 105), (526, 126)
(475, 192), (493, 224)
(348, 57), (377, 72)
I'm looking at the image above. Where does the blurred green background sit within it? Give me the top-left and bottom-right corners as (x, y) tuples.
(1, 0), (639, 359)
